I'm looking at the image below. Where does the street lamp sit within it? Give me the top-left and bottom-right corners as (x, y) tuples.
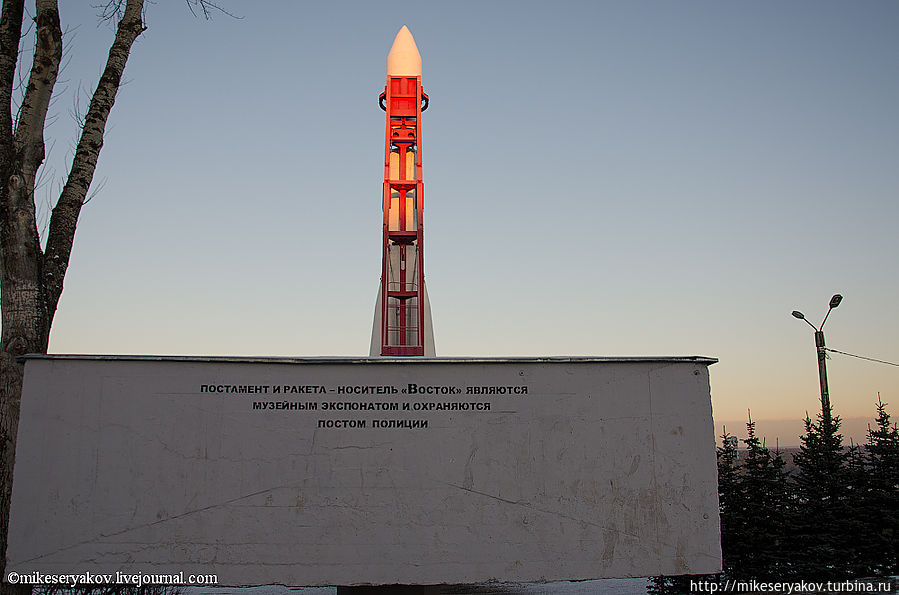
(792, 294), (842, 422)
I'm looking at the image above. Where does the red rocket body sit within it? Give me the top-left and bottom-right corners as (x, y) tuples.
(370, 27), (435, 357)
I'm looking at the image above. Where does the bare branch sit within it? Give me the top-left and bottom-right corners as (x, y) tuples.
(185, 0), (242, 20)
(34, 143), (57, 245)
(71, 80), (88, 128)
(42, 0), (145, 317)
(10, 7), (35, 133)
(98, 0), (240, 22)
(82, 175), (106, 205)
(93, 1), (127, 23)
(0, 1), (26, 155)
(14, 0), (63, 190)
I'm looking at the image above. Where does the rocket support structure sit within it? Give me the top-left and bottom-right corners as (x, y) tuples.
(370, 26), (435, 357)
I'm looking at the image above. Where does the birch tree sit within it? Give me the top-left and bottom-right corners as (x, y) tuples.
(0, 0), (224, 583)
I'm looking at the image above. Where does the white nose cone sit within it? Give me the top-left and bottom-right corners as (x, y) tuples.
(386, 25), (422, 77)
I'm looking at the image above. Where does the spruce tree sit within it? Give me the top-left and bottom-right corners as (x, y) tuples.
(790, 405), (851, 578)
(716, 427), (744, 579)
(863, 395), (899, 574)
(736, 413), (789, 578)
(843, 438), (877, 576)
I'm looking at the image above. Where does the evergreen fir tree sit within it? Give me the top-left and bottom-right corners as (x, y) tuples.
(735, 412), (790, 578)
(843, 438), (876, 576)
(716, 427), (744, 579)
(790, 404), (851, 578)
(863, 395), (899, 575)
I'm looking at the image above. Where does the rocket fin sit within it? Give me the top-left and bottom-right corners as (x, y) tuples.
(422, 279), (435, 356)
(369, 283), (383, 357)
(370, 280), (435, 356)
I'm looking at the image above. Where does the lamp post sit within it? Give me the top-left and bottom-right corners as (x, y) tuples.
(792, 294), (843, 423)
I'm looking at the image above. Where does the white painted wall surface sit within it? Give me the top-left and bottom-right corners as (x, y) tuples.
(8, 356), (720, 586)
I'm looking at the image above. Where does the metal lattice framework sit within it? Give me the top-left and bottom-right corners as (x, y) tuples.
(377, 76), (429, 356)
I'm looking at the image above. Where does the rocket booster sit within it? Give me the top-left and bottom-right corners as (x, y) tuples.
(370, 26), (435, 357)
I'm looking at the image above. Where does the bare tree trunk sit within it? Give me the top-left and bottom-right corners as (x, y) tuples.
(0, 0), (145, 585)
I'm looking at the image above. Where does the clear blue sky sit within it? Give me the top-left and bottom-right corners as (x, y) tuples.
(30, 1), (898, 440)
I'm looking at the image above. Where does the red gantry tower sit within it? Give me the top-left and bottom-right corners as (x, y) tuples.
(370, 26), (435, 357)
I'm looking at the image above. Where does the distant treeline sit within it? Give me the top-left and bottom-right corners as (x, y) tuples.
(651, 396), (898, 593)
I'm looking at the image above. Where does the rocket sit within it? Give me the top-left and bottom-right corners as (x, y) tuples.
(370, 26), (435, 357)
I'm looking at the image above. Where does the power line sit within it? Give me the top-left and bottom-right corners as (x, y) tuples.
(825, 348), (899, 367)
